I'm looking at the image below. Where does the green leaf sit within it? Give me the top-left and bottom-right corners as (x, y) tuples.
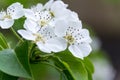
(0, 33), (9, 50)
(30, 62), (60, 80)
(0, 71), (18, 80)
(55, 51), (88, 80)
(60, 72), (68, 80)
(52, 56), (74, 80)
(13, 18), (26, 31)
(87, 70), (93, 80)
(15, 41), (32, 77)
(30, 63), (48, 80)
(0, 49), (31, 79)
(83, 58), (94, 74)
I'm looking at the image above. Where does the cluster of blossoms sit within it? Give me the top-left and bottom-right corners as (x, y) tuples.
(0, 0), (92, 59)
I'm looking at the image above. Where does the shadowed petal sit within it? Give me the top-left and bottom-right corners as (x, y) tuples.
(77, 43), (92, 57)
(46, 37), (67, 52)
(69, 44), (84, 59)
(36, 42), (51, 53)
(54, 20), (67, 37)
(18, 30), (36, 41)
(0, 19), (14, 29)
(7, 2), (24, 19)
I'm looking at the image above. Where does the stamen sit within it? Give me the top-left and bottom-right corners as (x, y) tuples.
(64, 34), (75, 45)
(3, 15), (12, 19)
(33, 33), (45, 43)
(37, 11), (53, 27)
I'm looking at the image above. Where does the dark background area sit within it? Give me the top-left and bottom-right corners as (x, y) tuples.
(63, 0), (120, 80)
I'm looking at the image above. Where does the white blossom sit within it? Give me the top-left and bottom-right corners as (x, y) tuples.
(55, 20), (92, 59)
(0, 2), (24, 29)
(17, 0), (92, 57)
(18, 19), (66, 53)
(24, 0), (70, 28)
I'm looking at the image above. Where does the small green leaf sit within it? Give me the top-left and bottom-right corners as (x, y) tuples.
(0, 33), (9, 50)
(0, 71), (18, 80)
(83, 58), (94, 74)
(55, 51), (88, 80)
(0, 49), (31, 79)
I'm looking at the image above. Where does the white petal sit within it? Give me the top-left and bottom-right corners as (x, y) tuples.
(36, 42), (51, 53)
(46, 37), (67, 52)
(51, 0), (68, 9)
(24, 9), (37, 21)
(44, 0), (53, 10)
(66, 10), (80, 21)
(0, 13), (3, 19)
(0, 12), (6, 19)
(32, 3), (43, 11)
(69, 20), (82, 29)
(40, 26), (56, 39)
(48, 18), (56, 27)
(68, 44), (84, 59)
(52, 9), (69, 18)
(79, 29), (92, 43)
(54, 20), (68, 37)
(77, 43), (92, 57)
(18, 30), (36, 41)
(51, 1), (68, 17)
(0, 19), (14, 29)
(24, 19), (40, 33)
(7, 2), (24, 19)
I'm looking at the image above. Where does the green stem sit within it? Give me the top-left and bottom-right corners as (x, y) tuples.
(10, 27), (24, 42)
(40, 53), (55, 57)
(29, 42), (36, 59)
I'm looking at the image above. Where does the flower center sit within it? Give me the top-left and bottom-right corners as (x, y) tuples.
(0, 12), (12, 20)
(3, 15), (12, 19)
(38, 11), (53, 27)
(33, 34), (45, 43)
(39, 20), (48, 27)
(64, 34), (75, 45)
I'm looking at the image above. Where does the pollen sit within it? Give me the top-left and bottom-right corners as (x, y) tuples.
(50, 11), (54, 17)
(64, 34), (75, 44)
(33, 34), (45, 43)
(3, 15), (12, 19)
(37, 11), (53, 27)
(0, 12), (12, 20)
(39, 20), (47, 27)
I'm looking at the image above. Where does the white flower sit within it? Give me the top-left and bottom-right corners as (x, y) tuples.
(55, 20), (92, 59)
(0, 2), (24, 29)
(18, 19), (66, 53)
(24, 0), (70, 27)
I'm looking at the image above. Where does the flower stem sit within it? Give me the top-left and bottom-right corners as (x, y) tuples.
(10, 27), (24, 42)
